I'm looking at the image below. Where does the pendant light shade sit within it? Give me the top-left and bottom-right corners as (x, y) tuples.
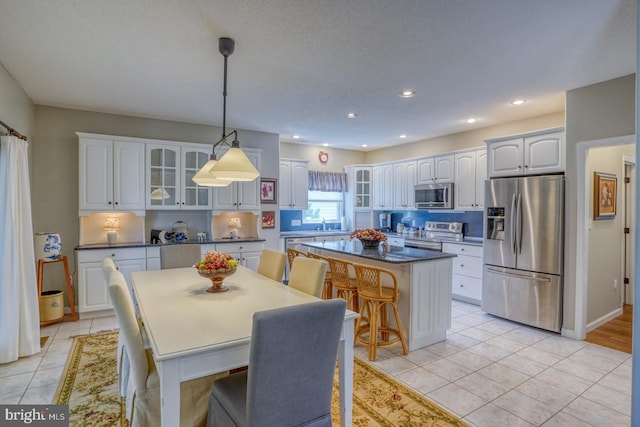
(192, 158), (232, 187)
(209, 142), (259, 181)
(192, 37), (260, 187)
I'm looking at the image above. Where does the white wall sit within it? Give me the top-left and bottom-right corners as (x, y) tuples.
(0, 63), (35, 140)
(280, 142), (365, 171)
(586, 144), (635, 325)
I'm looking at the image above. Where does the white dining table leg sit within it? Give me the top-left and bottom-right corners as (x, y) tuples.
(158, 359), (181, 427)
(338, 317), (355, 427)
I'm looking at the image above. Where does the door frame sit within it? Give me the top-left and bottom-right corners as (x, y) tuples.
(576, 134), (635, 340)
(624, 156), (636, 305)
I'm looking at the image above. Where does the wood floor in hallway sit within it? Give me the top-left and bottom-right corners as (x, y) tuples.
(586, 304), (632, 354)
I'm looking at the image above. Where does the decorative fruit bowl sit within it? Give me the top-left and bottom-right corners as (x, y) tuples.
(350, 228), (387, 250)
(194, 251), (238, 293)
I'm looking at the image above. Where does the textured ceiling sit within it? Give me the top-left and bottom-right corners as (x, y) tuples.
(0, 0), (636, 150)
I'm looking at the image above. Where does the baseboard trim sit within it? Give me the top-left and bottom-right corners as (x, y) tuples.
(586, 307), (623, 333)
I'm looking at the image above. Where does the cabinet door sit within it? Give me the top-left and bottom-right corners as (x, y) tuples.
(475, 149), (487, 210)
(213, 182), (238, 210)
(393, 161), (416, 209)
(114, 141), (145, 211)
(78, 262), (111, 313)
(488, 138), (524, 177)
(353, 167), (372, 209)
(290, 161), (309, 209)
(373, 164), (393, 209)
(434, 155), (454, 182)
(242, 252), (262, 272)
(182, 146), (213, 209)
(524, 131), (564, 174)
(417, 158), (435, 183)
(454, 151), (476, 210)
(279, 161), (292, 209)
(79, 138), (113, 211)
(147, 144), (181, 209)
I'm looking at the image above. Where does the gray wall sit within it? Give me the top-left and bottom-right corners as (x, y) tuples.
(565, 73), (636, 334)
(365, 112), (565, 164)
(0, 63), (35, 140)
(586, 144), (635, 324)
(33, 106), (279, 293)
(280, 142), (365, 171)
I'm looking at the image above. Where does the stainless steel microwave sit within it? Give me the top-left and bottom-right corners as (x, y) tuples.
(415, 183), (453, 209)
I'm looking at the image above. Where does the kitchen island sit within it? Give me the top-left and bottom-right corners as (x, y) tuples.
(303, 240), (456, 351)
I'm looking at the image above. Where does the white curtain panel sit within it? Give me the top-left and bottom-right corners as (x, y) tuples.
(0, 135), (40, 363)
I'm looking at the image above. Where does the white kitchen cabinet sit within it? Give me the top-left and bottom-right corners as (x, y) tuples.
(442, 242), (483, 304)
(350, 166), (372, 210)
(77, 247), (146, 317)
(213, 148), (261, 211)
(279, 159), (309, 209)
(78, 134), (145, 213)
(393, 160), (417, 209)
(146, 142), (213, 210)
(216, 241), (265, 272)
(486, 128), (564, 177)
(417, 155), (454, 183)
(372, 163), (394, 209)
(454, 148), (486, 211)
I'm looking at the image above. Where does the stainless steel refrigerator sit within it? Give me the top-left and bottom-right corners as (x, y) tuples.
(482, 175), (564, 332)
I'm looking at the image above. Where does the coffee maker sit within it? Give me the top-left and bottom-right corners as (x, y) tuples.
(379, 213), (391, 230)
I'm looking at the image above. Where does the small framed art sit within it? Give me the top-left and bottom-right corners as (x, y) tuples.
(593, 171), (616, 220)
(261, 211), (275, 228)
(260, 178), (277, 204)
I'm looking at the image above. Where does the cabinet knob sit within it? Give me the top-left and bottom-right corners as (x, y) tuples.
(460, 264), (464, 267)
(460, 284), (464, 287)
(111, 253), (115, 257)
(524, 165), (529, 168)
(461, 248), (465, 251)
(108, 201), (112, 205)
(518, 165), (522, 169)
(115, 202), (119, 205)
(176, 202), (179, 205)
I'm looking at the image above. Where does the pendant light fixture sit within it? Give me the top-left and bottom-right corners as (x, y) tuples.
(193, 37), (260, 186)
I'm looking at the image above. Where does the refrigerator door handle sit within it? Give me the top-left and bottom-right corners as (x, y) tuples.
(516, 193), (522, 254)
(486, 267), (551, 283)
(510, 194), (517, 254)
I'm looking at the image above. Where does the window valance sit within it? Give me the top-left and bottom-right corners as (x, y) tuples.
(308, 170), (347, 192)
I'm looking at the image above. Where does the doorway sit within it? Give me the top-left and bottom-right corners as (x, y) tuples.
(624, 158), (635, 305)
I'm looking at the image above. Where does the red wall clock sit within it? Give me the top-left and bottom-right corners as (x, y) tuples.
(319, 151), (329, 163)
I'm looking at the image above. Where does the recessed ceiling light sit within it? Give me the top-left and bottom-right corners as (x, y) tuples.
(400, 134), (407, 139)
(399, 90), (416, 98)
(322, 143), (329, 147)
(361, 144), (368, 147)
(511, 99), (527, 105)
(346, 112), (358, 119)
(292, 134), (300, 139)
(465, 117), (478, 124)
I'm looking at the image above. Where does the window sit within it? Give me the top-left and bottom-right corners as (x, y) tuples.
(303, 191), (343, 224)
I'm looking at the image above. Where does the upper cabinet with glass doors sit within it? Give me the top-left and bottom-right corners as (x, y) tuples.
(146, 142), (212, 210)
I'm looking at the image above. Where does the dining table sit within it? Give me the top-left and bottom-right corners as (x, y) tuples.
(131, 265), (359, 427)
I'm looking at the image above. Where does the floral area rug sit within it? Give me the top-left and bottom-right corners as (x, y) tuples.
(54, 331), (466, 426)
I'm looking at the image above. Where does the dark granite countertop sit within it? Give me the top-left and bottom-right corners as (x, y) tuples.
(280, 230), (351, 238)
(75, 238), (266, 251)
(302, 241), (456, 264)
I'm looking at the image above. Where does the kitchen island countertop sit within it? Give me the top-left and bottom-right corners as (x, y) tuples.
(303, 241), (455, 263)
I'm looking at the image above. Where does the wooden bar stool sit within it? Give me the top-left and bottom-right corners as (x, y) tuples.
(353, 263), (408, 361)
(37, 255), (77, 325)
(306, 252), (333, 299)
(327, 257), (358, 312)
(286, 247), (307, 271)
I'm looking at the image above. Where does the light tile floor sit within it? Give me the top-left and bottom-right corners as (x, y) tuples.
(0, 301), (632, 426)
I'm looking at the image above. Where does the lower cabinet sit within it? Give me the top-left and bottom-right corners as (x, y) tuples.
(77, 247), (146, 318)
(215, 241), (265, 271)
(442, 243), (483, 305)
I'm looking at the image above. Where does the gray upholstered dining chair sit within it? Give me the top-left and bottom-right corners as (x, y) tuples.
(288, 257), (327, 298)
(108, 269), (222, 427)
(207, 298), (347, 427)
(160, 244), (201, 269)
(256, 249), (286, 282)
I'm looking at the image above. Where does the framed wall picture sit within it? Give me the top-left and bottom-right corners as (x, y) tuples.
(261, 211), (275, 228)
(260, 178), (277, 204)
(594, 171), (617, 220)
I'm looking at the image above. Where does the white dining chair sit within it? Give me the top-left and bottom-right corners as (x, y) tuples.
(288, 257), (327, 298)
(108, 269), (223, 426)
(256, 249), (286, 282)
(102, 258), (129, 397)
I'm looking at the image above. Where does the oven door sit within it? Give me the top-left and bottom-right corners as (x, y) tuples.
(404, 238), (442, 251)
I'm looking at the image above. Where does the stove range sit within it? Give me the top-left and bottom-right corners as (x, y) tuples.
(404, 221), (464, 251)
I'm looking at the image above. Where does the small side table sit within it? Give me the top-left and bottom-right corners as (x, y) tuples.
(37, 256), (78, 326)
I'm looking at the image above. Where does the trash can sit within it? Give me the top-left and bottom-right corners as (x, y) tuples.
(40, 290), (64, 322)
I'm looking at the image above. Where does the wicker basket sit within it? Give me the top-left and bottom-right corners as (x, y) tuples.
(359, 239), (381, 249)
